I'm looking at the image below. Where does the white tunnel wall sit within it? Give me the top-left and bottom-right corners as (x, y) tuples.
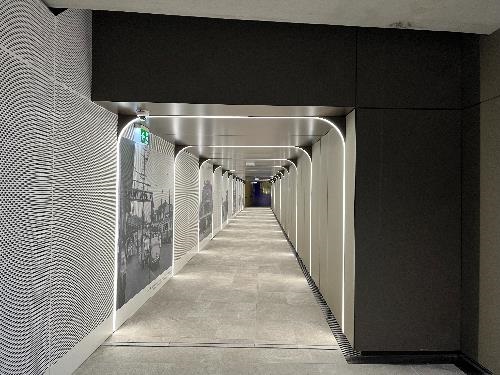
(296, 154), (312, 270)
(275, 177), (282, 221)
(271, 183), (275, 211)
(311, 141), (322, 284)
(344, 110), (356, 345)
(322, 129), (345, 327)
(272, 122), (355, 340)
(289, 167), (298, 247)
(282, 171), (289, 233)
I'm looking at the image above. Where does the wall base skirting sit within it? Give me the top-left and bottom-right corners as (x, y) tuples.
(114, 266), (173, 331)
(174, 247), (198, 275)
(199, 236), (211, 252)
(349, 352), (491, 374)
(45, 314), (113, 375)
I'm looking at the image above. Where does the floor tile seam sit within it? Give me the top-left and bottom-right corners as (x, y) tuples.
(101, 341), (340, 351)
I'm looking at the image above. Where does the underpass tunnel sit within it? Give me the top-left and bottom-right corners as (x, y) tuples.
(113, 106), (355, 345)
(3, 2), (499, 374)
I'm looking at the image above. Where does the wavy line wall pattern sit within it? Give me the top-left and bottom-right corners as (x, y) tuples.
(174, 150), (199, 263)
(0, 2), (117, 374)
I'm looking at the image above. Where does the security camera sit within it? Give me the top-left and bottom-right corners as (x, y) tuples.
(136, 109), (150, 121)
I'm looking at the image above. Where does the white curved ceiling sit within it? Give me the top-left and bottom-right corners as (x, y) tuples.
(148, 117), (331, 147)
(108, 103), (339, 180)
(46, 0), (500, 34)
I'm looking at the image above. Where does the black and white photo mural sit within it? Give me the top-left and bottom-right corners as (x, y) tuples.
(117, 125), (174, 309)
(238, 181), (244, 211)
(222, 172), (229, 223)
(199, 162), (213, 242)
(233, 178), (237, 214)
(213, 167), (222, 233)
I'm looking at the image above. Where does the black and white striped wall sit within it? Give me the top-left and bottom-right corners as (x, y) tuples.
(0, 2), (117, 374)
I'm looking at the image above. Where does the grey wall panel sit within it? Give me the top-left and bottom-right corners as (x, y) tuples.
(461, 106), (480, 359)
(281, 171), (288, 231)
(271, 182), (275, 212)
(199, 162), (213, 241)
(478, 96), (500, 374)
(344, 110), (356, 345)
(297, 154), (311, 270)
(275, 178), (281, 222)
(174, 151), (199, 262)
(357, 28), (462, 109)
(311, 141), (322, 284)
(318, 142), (328, 289)
(285, 171), (292, 238)
(0, 48), (53, 375)
(288, 168), (297, 247)
(354, 108), (461, 351)
(324, 129), (344, 327)
(212, 168), (222, 232)
(51, 86), (117, 362)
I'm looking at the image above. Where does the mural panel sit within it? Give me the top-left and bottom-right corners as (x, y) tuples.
(117, 132), (174, 308)
(199, 162), (213, 241)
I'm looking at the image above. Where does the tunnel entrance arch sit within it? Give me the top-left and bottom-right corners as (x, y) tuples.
(112, 106), (355, 343)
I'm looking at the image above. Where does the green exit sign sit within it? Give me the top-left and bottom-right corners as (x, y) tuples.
(140, 128), (150, 145)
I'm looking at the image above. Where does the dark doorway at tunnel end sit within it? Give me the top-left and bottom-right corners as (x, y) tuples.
(246, 181), (271, 207)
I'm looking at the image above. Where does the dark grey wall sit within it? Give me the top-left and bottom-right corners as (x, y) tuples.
(92, 11), (477, 355)
(353, 29), (475, 353)
(356, 28), (462, 109)
(461, 106), (480, 359)
(92, 11), (356, 106)
(355, 109), (462, 351)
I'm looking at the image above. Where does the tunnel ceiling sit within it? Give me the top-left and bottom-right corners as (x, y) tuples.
(46, 0), (500, 34)
(103, 102), (348, 180)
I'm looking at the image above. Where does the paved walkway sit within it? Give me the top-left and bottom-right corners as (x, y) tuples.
(75, 208), (463, 374)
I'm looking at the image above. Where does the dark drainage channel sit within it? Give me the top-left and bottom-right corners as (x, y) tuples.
(271, 211), (358, 360)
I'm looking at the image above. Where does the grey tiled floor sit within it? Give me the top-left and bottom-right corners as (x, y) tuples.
(75, 208), (464, 374)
